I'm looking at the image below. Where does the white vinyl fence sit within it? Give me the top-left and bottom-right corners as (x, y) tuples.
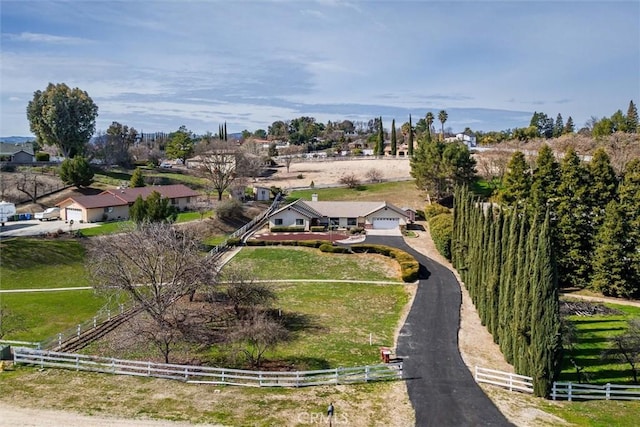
(551, 382), (640, 401)
(13, 347), (402, 388)
(474, 366), (533, 393)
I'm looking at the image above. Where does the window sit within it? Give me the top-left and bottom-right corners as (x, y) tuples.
(296, 218), (304, 226)
(104, 207), (113, 213)
(171, 198), (177, 205)
(330, 217), (339, 226)
(347, 217), (357, 226)
(274, 218), (283, 225)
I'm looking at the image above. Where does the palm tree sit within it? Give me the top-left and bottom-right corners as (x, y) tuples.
(438, 110), (448, 140)
(425, 112), (435, 141)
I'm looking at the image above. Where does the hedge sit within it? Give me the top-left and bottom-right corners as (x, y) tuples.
(310, 226), (326, 232)
(35, 152), (50, 161)
(270, 226), (306, 232)
(350, 244), (419, 282)
(319, 243), (351, 254)
(423, 203), (450, 219)
(428, 212), (453, 260)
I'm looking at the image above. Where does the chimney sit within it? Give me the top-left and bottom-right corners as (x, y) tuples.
(311, 193), (318, 202)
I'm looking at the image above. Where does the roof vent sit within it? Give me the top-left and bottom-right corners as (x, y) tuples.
(312, 193), (318, 202)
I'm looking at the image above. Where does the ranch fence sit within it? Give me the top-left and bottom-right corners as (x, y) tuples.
(474, 366), (534, 394)
(476, 366), (640, 401)
(551, 382), (640, 401)
(13, 347), (403, 388)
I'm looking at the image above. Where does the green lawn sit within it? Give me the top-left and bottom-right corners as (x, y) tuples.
(227, 247), (402, 282)
(560, 303), (640, 385)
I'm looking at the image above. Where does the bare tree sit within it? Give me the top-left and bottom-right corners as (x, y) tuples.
(280, 145), (304, 173)
(365, 168), (383, 183)
(86, 222), (219, 325)
(339, 173), (361, 188)
(16, 170), (51, 203)
(222, 265), (276, 320)
(230, 310), (289, 368)
(602, 319), (640, 384)
(195, 142), (238, 201)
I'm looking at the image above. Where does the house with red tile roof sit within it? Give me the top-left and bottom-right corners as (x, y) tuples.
(56, 184), (200, 222)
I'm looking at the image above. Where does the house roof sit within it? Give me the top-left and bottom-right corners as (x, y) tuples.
(101, 184), (199, 203)
(57, 193), (129, 209)
(0, 143), (34, 156)
(271, 199), (408, 219)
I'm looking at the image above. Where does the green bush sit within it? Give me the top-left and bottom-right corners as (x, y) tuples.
(35, 152), (50, 161)
(400, 261), (419, 282)
(216, 199), (243, 220)
(351, 244), (419, 282)
(226, 237), (241, 246)
(423, 203), (450, 219)
(428, 213), (453, 260)
(270, 226), (305, 232)
(319, 243), (350, 253)
(310, 226), (325, 232)
(349, 227), (364, 234)
(246, 240), (267, 246)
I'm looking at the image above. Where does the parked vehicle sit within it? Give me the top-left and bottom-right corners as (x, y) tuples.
(0, 201), (16, 226)
(159, 162), (173, 169)
(35, 207), (61, 221)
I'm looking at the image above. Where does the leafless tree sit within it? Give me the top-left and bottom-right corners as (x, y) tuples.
(339, 173), (360, 188)
(601, 319), (640, 384)
(280, 145), (304, 173)
(86, 222), (219, 325)
(236, 151), (265, 181)
(230, 310), (289, 368)
(222, 265), (276, 320)
(195, 142), (238, 201)
(365, 168), (383, 183)
(16, 170), (50, 203)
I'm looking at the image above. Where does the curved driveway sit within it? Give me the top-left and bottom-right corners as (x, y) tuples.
(362, 236), (512, 426)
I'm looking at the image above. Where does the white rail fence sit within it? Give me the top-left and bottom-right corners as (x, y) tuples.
(13, 347), (403, 388)
(551, 382), (640, 401)
(474, 366), (533, 394)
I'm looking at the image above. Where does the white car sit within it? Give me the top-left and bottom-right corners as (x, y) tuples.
(160, 162), (173, 168)
(35, 207), (61, 221)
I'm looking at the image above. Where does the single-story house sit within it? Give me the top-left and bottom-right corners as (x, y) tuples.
(0, 143), (34, 163)
(268, 197), (410, 231)
(56, 184), (199, 222)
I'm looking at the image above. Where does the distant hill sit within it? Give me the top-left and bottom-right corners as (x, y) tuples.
(0, 136), (34, 144)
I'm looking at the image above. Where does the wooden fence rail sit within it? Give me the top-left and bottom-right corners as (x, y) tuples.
(474, 366), (534, 394)
(552, 382), (640, 401)
(13, 347), (403, 388)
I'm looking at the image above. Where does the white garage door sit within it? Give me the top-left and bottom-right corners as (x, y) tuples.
(66, 208), (83, 221)
(372, 217), (400, 229)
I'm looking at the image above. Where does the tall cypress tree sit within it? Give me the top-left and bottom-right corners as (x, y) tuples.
(627, 100), (639, 133)
(224, 122), (228, 141)
(530, 211), (562, 397)
(499, 208), (519, 363)
(390, 119), (397, 156)
(408, 114), (414, 157)
(512, 214), (530, 373)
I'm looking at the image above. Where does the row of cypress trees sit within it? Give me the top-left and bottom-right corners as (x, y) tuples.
(453, 186), (562, 397)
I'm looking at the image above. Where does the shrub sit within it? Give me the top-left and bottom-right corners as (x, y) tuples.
(226, 237), (241, 246)
(349, 227), (364, 234)
(319, 243), (350, 253)
(423, 203), (450, 219)
(429, 213), (453, 260)
(270, 226), (305, 232)
(350, 244), (419, 282)
(216, 199), (243, 220)
(35, 152), (50, 161)
(311, 226), (325, 232)
(296, 174), (304, 179)
(246, 240), (267, 246)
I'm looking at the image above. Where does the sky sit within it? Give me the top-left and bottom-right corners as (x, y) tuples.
(1, 0), (639, 137)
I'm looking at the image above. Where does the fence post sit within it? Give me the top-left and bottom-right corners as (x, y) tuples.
(335, 368), (339, 385)
(509, 373), (513, 392)
(259, 372), (263, 387)
(185, 366), (189, 381)
(76, 355), (80, 371)
(365, 366), (370, 382)
(296, 372), (300, 387)
(568, 382), (573, 402)
(77, 324), (81, 337)
(474, 366), (478, 381)
(606, 383), (611, 400)
(58, 333), (62, 347)
(93, 317), (97, 328)
(221, 369), (225, 384)
(120, 304), (124, 315)
(552, 382), (557, 400)
(148, 361), (151, 376)
(107, 309), (111, 321)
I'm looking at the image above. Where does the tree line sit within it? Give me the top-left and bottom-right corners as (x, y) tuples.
(497, 146), (640, 298)
(453, 187), (562, 397)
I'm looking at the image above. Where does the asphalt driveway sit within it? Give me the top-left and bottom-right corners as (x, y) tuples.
(359, 236), (512, 426)
(0, 219), (99, 238)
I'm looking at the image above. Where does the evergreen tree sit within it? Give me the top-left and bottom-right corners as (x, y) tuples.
(499, 208), (519, 363)
(530, 144), (560, 219)
(556, 148), (593, 288)
(130, 167), (146, 188)
(553, 113), (564, 137)
(375, 117), (384, 156)
(530, 212), (562, 397)
(224, 122), (228, 141)
(166, 126), (194, 165)
(390, 119), (397, 156)
(619, 159), (640, 295)
(130, 195), (147, 224)
(626, 100), (639, 133)
(425, 112), (435, 142)
(512, 214), (530, 373)
(588, 148), (618, 231)
(591, 200), (637, 297)
(563, 116), (575, 134)
(438, 110), (448, 140)
(499, 151), (531, 206)
(408, 115), (414, 157)
(59, 156), (94, 188)
(145, 191), (177, 223)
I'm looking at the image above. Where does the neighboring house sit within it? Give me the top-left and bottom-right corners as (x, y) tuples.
(56, 184), (199, 222)
(185, 150), (238, 170)
(0, 143), (35, 163)
(253, 186), (271, 201)
(268, 197), (409, 231)
(445, 132), (477, 148)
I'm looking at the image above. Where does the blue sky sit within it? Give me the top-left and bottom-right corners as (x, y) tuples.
(1, 0), (638, 137)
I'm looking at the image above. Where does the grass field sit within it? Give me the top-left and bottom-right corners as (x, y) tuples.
(559, 303), (640, 385)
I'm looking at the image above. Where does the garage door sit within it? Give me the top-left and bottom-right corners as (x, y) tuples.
(372, 217), (400, 229)
(65, 208), (83, 221)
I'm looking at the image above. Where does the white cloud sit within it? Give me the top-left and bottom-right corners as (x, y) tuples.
(5, 32), (91, 45)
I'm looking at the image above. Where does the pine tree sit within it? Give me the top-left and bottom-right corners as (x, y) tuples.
(553, 113), (564, 137)
(499, 151), (531, 206)
(530, 144), (560, 219)
(408, 115), (414, 157)
(588, 148), (617, 231)
(563, 116), (575, 134)
(619, 159), (640, 296)
(556, 148), (593, 288)
(130, 195), (147, 224)
(129, 167), (146, 188)
(626, 100), (639, 133)
(390, 119), (397, 156)
(530, 212), (562, 397)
